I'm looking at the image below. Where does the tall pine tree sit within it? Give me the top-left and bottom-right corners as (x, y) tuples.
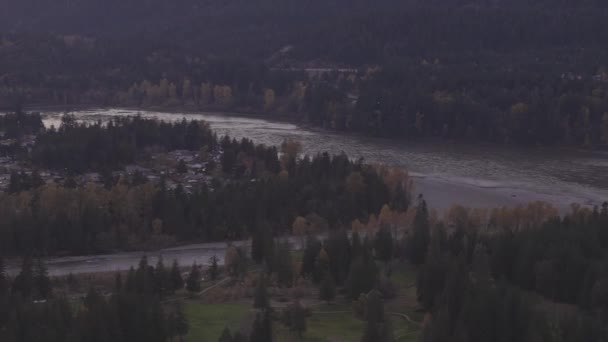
(170, 260), (184, 293)
(319, 272), (336, 304)
(186, 263), (201, 293)
(34, 258), (52, 299)
(406, 197), (430, 265)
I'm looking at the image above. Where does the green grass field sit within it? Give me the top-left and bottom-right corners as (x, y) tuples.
(276, 308), (419, 341)
(391, 262), (418, 287)
(183, 302), (249, 342)
(279, 302), (421, 342)
(184, 301), (421, 342)
(278, 309), (365, 342)
(183, 261), (422, 341)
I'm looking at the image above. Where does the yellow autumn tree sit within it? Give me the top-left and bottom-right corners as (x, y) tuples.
(280, 139), (302, 169)
(375, 165), (412, 199)
(225, 246), (241, 276)
(378, 204), (394, 227)
(293, 82), (307, 100)
(159, 78), (170, 99)
(263, 88), (276, 111)
(289, 81), (307, 111)
(167, 82), (179, 106)
(351, 219), (365, 233)
(200, 82), (212, 105)
(213, 85), (233, 106)
(222, 86), (233, 105)
(168, 82), (177, 99)
(281, 139), (302, 159)
(445, 204), (472, 231)
(345, 171), (365, 194)
(182, 79), (192, 101)
(366, 213), (379, 235)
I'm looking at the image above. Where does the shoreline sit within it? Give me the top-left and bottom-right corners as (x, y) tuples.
(413, 176), (579, 215)
(34, 106), (607, 212)
(19, 103), (607, 153)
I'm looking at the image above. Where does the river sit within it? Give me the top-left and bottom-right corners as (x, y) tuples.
(41, 108), (608, 212)
(7, 107), (605, 276)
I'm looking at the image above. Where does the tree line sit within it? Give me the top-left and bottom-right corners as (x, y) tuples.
(244, 198), (608, 341)
(0, 255), (190, 342)
(3, 0), (608, 147)
(0, 126), (410, 256)
(413, 201), (608, 341)
(31, 115), (216, 172)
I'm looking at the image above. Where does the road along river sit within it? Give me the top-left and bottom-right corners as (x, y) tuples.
(6, 108), (605, 276)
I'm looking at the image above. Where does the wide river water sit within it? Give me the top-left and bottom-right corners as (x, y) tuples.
(42, 108), (608, 212)
(7, 107), (605, 276)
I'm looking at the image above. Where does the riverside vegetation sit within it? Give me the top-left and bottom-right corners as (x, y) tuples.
(0, 111), (606, 341)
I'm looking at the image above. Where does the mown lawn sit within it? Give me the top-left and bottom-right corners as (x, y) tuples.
(276, 307), (363, 342)
(184, 300), (420, 342)
(183, 301), (249, 342)
(390, 262), (418, 287)
(182, 259), (422, 342)
(276, 304), (419, 342)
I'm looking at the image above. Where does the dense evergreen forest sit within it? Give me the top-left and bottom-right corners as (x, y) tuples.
(1, 1), (608, 340)
(287, 200), (608, 341)
(2, 0), (608, 146)
(0, 255), (190, 342)
(413, 202), (608, 342)
(0, 113), (606, 341)
(3, 199), (607, 342)
(32, 115), (216, 172)
(0, 115), (410, 256)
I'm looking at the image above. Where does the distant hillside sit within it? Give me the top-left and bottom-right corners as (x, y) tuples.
(2, 0), (608, 147)
(1, 0), (607, 64)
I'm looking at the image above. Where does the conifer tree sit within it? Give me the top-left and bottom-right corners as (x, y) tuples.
(186, 263), (201, 293)
(361, 289), (394, 342)
(136, 255), (153, 295)
(346, 256), (378, 300)
(171, 260), (184, 292)
(406, 197), (430, 265)
(12, 256), (34, 298)
(253, 276), (269, 310)
(176, 159), (188, 174)
(276, 242), (293, 287)
(156, 256), (168, 296)
(34, 258), (52, 300)
(374, 225), (394, 263)
(314, 249), (330, 284)
(249, 310), (272, 342)
(319, 272), (336, 304)
(302, 235), (322, 278)
(174, 302), (189, 342)
(208, 255), (220, 281)
(288, 301), (307, 337)
(219, 327), (233, 342)
(114, 272), (123, 293)
(125, 266), (136, 293)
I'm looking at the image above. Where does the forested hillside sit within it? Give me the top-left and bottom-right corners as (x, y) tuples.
(2, 0), (608, 145)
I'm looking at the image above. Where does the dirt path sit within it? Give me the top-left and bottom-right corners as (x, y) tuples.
(162, 277), (231, 303)
(314, 310), (421, 327)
